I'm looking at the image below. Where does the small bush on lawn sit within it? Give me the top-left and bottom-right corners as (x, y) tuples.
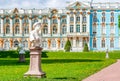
(83, 43), (89, 52)
(64, 39), (71, 52)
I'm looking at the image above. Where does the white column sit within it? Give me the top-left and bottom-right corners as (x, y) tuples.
(10, 18), (13, 36)
(58, 18), (60, 35)
(20, 18), (22, 35)
(67, 14), (70, 33)
(79, 38), (82, 48)
(29, 18), (32, 33)
(48, 18), (50, 34)
(1, 18), (4, 35)
(87, 13), (90, 33)
(80, 14), (82, 33)
(73, 37), (76, 47)
(73, 14), (76, 33)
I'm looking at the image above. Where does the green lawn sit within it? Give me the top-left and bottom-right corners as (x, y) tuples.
(0, 51), (120, 81)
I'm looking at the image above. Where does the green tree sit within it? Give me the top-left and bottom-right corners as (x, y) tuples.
(64, 39), (71, 52)
(83, 43), (89, 52)
(119, 15), (120, 29)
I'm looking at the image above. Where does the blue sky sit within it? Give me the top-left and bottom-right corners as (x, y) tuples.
(0, 0), (120, 9)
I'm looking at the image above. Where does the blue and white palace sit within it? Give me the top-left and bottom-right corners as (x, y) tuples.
(0, 1), (120, 51)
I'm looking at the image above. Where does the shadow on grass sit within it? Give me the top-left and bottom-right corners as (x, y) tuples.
(53, 77), (76, 79)
(42, 59), (103, 64)
(0, 58), (103, 66)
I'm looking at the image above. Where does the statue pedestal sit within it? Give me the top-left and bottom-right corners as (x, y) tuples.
(19, 54), (25, 62)
(24, 47), (46, 78)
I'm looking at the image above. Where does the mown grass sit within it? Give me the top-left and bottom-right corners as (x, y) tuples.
(0, 51), (120, 81)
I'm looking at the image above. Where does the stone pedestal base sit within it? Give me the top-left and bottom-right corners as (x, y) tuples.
(24, 47), (46, 78)
(19, 54), (25, 62)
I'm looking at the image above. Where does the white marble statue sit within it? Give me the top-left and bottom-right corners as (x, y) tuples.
(30, 22), (42, 47)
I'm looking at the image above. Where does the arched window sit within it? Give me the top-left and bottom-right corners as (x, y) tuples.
(51, 40), (56, 48)
(76, 25), (80, 32)
(93, 38), (96, 48)
(61, 40), (65, 48)
(53, 19), (57, 24)
(62, 26), (66, 34)
(15, 19), (19, 23)
(23, 40), (28, 48)
(32, 18), (38, 24)
(70, 16), (74, 22)
(43, 26), (48, 34)
(111, 17), (114, 22)
(23, 19), (29, 23)
(42, 41), (47, 48)
(53, 26), (57, 34)
(14, 40), (19, 47)
(70, 25), (73, 33)
(101, 39), (105, 48)
(15, 26), (19, 34)
(24, 26), (29, 34)
(82, 24), (86, 32)
(82, 16), (86, 23)
(111, 12), (114, 16)
(6, 26), (10, 34)
(110, 39), (114, 48)
(62, 19), (66, 23)
(102, 17), (105, 22)
(43, 19), (47, 24)
(4, 40), (10, 49)
(6, 19), (10, 23)
(76, 39), (79, 47)
(76, 17), (80, 22)
(102, 12), (105, 16)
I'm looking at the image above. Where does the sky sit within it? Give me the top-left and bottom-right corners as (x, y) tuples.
(0, 0), (120, 9)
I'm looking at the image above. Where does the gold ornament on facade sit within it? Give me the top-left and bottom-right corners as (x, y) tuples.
(66, 12), (70, 14)
(80, 12), (83, 14)
(87, 12), (90, 14)
(101, 23), (105, 27)
(110, 22), (114, 26)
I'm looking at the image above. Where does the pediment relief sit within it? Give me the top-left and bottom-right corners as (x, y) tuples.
(66, 1), (90, 9)
(51, 9), (58, 14)
(13, 8), (19, 14)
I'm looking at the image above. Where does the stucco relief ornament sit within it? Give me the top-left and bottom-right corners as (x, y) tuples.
(30, 22), (42, 47)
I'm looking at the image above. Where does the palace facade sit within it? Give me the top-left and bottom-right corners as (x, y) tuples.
(0, 1), (120, 51)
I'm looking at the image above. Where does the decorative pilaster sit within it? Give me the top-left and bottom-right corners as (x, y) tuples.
(0, 38), (3, 48)
(48, 18), (51, 34)
(87, 12), (90, 33)
(57, 38), (60, 49)
(80, 13), (82, 33)
(1, 18), (4, 35)
(20, 17), (22, 35)
(67, 14), (70, 33)
(73, 37), (76, 47)
(29, 18), (32, 32)
(73, 14), (76, 33)
(48, 39), (51, 49)
(10, 18), (13, 36)
(9, 38), (13, 48)
(58, 17), (60, 35)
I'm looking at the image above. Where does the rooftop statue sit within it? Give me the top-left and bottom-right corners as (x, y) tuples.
(30, 22), (42, 47)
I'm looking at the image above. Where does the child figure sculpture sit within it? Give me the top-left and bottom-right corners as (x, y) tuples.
(30, 22), (42, 47)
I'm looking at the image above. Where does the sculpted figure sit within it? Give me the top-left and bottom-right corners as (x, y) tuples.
(30, 22), (42, 47)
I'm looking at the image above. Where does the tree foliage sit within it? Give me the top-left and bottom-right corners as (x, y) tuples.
(64, 40), (71, 52)
(83, 43), (89, 52)
(118, 15), (120, 29)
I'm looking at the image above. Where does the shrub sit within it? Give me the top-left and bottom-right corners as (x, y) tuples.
(83, 43), (89, 52)
(64, 40), (71, 52)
